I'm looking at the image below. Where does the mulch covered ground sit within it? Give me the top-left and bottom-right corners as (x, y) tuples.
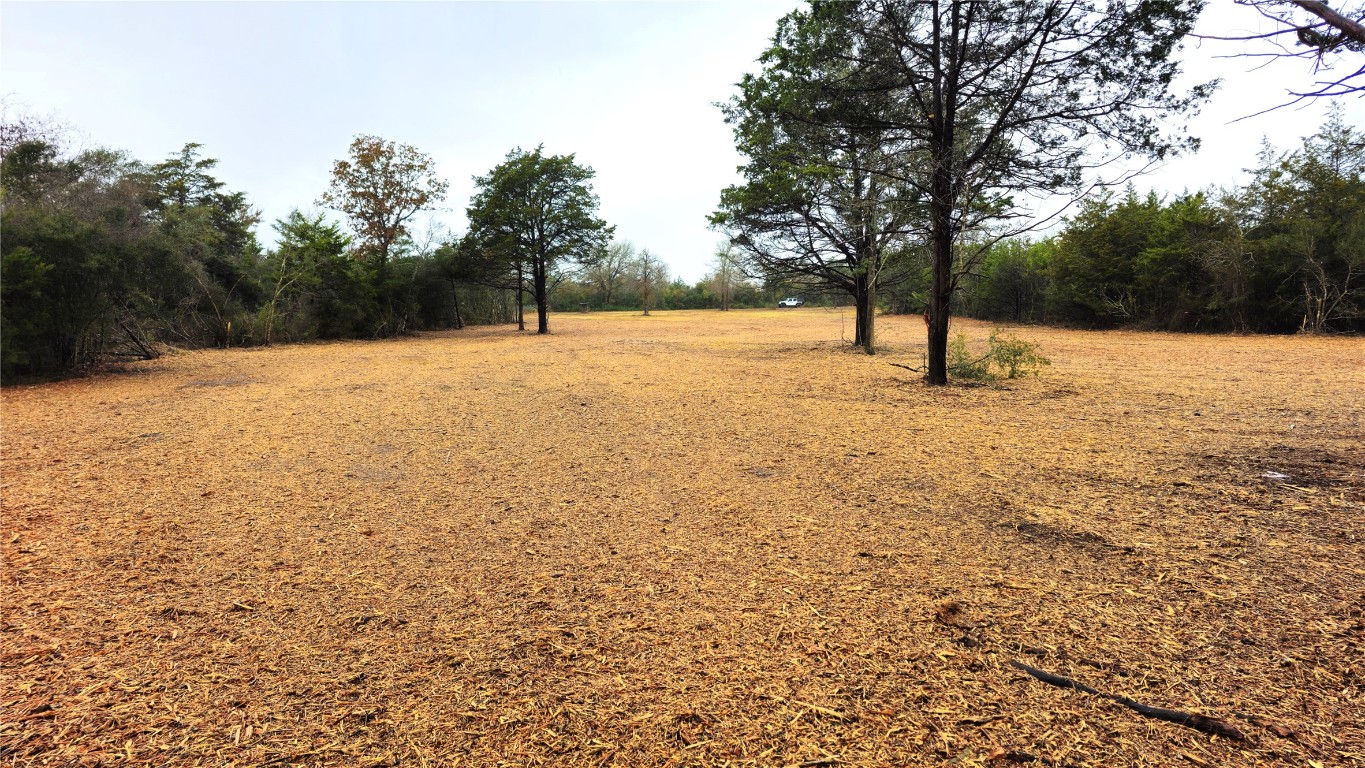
(2, 309), (1362, 767)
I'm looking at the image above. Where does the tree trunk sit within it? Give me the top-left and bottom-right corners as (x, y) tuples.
(450, 281), (465, 329)
(927, 189), (955, 385)
(926, 5), (958, 385)
(853, 271), (876, 354)
(534, 258), (550, 334)
(516, 262), (526, 331)
(862, 280), (876, 355)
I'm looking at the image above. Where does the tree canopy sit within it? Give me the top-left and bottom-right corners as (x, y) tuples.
(944, 107), (1364, 334)
(465, 146), (613, 334)
(712, 8), (921, 353)
(318, 135), (449, 266)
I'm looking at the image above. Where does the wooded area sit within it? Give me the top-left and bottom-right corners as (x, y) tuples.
(0, 131), (770, 379)
(6, 102), (1359, 382)
(3, 0), (1363, 384)
(923, 107), (1365, 334)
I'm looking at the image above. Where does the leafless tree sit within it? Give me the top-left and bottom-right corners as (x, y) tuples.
(710, 242), (743, 311)
(585, 240), (637, 306)
(637, 249), (666, 316)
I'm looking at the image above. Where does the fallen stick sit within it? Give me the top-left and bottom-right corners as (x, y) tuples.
(1009, 660), (1248, 742)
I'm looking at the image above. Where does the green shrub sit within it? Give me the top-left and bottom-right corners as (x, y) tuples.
(947, 333), (992, 379)
(986, 329), (1050, 378)
(947, 330), (1050, 381)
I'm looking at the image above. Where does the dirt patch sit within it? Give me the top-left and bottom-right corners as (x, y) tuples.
(1006, 519), (1125, 553)
(177, 375), (259, 389)
(2, 310), (1363, 767)
(1224, 444), (1363, 494)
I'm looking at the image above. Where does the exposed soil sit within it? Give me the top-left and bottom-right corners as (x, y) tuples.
(3, 309), (1362, 767)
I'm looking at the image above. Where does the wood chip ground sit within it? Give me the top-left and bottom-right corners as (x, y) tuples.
(2, 309), (1362, 767)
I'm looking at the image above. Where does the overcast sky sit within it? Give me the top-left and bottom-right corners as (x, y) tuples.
(2, 2), (1360, 283)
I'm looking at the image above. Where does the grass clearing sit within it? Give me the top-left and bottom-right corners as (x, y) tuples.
(3, 308), (1362, 766)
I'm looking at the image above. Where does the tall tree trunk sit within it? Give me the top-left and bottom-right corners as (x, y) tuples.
(862, 279), (876, 355)
(534, 258), (550, 334)
(927, 187), (955, 386)
(927, 5), (958, 386)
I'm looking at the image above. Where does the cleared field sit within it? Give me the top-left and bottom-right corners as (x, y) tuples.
(2, 309), (1362, 767)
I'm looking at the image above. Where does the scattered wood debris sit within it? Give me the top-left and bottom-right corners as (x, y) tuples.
(2, 311), (1361, 766)
(1009, 660), (1247, 741)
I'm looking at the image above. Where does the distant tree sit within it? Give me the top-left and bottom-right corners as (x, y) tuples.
(708, 241), (744, 311)
(318, 135), (449, 266)
(454, 229), (532, 330)
(585, 240), (637, 307)
(967, 239), (1053, 324)
(0, 116), (483, 376)
(141, 144), (264, 346)
(260, 211), (354, 343)
(1035, 106), (1363, 334)
(0, 140), (66, 201)
(1, 139), (172, 374)
(0, 103), (68, 162)
(145, 143), (225, 210)
(637, 248), (666, 315)
(465, 146), (613, 334)
(752, 0), (1212, 383)
(1050, 189), (1160, 325)
(431, 256), (520, 328)
(1243, 105), (1365, 331)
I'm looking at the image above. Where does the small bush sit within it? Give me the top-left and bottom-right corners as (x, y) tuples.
(947, 334), (992, 379)
(948, 330), (1050, 381)
(986, 330), (1050, 378)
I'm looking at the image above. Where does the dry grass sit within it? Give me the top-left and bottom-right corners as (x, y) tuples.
(2, 308), (1362, 767)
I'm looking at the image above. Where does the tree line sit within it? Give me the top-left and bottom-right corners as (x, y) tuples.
(919, 107), (1363, 334)
(0, 127), (483, 379)
(0, 126), (761, 380)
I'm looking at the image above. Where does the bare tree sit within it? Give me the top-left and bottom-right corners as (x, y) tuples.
(710, 242), (742, 311)
(637, 248), (666, 316)
(0, 99), (72, 161)
(585, 240), (637, 307)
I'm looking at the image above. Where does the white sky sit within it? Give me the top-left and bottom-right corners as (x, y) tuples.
(2, 1), (1361, 283)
